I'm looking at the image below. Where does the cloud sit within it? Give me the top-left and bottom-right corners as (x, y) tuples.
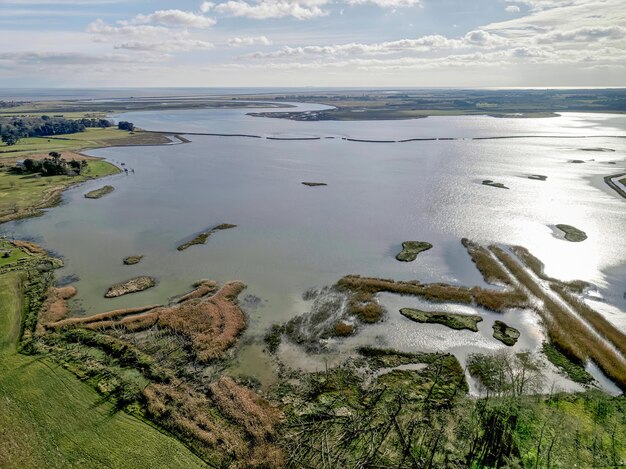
(87, 19), (171, 37)
(536, 25), (626, 44)
(200, 1), (214, 13)
(114, 39), (214, 52)
(244, 30), (506, 59)
(227, 36), (273, 46)
(214, 0), (330, 20)
(346, 0), (421, 7)
(121, 9), (216, 28)
(505, 5), (520, 13)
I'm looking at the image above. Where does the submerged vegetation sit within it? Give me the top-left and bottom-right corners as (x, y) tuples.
(542, 342), (595, 385)
(104, 276), (156, 298)
(338, 239), (626, 391)
(177, 223), (237, 251)
(123, 255), (143, 265)
(556, 224), (588, 242)
(492, 320), (521, 346)
(3, 234), (626, 467)
(482, 179), (509, 189)
(395, 240), (433, 262)
(400, 307), (483, 331)
(84, 184), (114, 199)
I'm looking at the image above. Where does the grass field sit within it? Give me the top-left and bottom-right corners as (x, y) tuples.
(0, 128), (161, 160)
(0, 160), (120, 222)
(0, 241), (28, 268)
(0, 267), (206, 469)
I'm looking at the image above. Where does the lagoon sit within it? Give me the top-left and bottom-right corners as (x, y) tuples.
(4, 105), (626, 390)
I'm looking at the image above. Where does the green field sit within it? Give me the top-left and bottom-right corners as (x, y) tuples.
(0, 128), (140, 160)
(0, 265), (206, 469)
(0, 160), (120, 221)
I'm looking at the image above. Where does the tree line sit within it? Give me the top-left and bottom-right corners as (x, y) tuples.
(11, 151), (87, 176)
(0, 116), (135, 146)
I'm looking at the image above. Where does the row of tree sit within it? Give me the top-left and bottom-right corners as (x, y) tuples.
(13, 152), (88, 176)
(0, 116), (135, 146)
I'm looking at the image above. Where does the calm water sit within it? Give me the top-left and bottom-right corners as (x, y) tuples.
(4, 106), (625, 392)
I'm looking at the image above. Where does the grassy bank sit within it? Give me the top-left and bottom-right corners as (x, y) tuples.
(0, 159), (120, 223)
(0, 127), (170, 161)
(0, 255), (205, 468)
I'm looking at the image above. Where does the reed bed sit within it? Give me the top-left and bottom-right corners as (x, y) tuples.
(491, 246), (626, 390)
(49, 281), (247, 362)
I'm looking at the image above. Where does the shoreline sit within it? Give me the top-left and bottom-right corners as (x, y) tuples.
(0, 129), (188, 225)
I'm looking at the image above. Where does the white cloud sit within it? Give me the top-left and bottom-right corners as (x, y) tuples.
(346, 0), (421, 7)
(200, 1), (214, 13)
(214, 0), (330, 20)
(115, 39), (214, 52)
(536, 25), (626, 44)
(87, 19), (171, 37)
(505, 5), (520, 13)
(245, 30), (506, 59)
(228, 36), (273, 46)
(121, 9), (216, 28)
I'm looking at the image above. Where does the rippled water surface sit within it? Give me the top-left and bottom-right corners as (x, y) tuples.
(4, 106), (626, 390)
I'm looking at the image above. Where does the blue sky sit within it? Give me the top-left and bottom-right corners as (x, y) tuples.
(0, 0), (624, 87)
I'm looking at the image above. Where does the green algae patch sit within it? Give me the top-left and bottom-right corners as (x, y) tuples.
(400, 307), (482, 332)
(556, 224), (587, 242)
(492, 320), (520, 346)
(84, 185), (114, 199)
(123, 255), (143, 265)
(177, 223), (237, 251)
(105, 276), (156, 298)
(395, 241), (433, 262)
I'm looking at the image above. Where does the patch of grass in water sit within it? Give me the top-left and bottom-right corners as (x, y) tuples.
(105, 276), (156, 298)
(542, 342), (595, 385)
(84, 185), (114, 199)
(492, 320), (520, 346)
(400, 307), (482, 332)
(482, 180), (509, 189)
(556, 224), (587, 242)
(123, 255), (143, 265)
(395, 240), (433, 262)
(177, 223), (237, 251)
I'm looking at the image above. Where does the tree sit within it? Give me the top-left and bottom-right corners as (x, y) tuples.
(118, 121), (135, 131)
(1, 133), (19, 146)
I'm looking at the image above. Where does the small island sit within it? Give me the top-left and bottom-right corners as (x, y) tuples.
(302, 182), (327, 187)
(395, 241), (433, 262)
(84, 185), (114, 199)
(123, 255), (143, 265)
(528, 175), (547, 181)
(105, 276), (156, 298)
(177, 223), (237, 251)
(482, 180), (509, 189)
(400, 308), (483, 332)
(556, 224), (587, 242)
(492, 320), (520, 346)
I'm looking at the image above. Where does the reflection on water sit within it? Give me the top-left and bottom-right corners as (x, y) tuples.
(3, 108), (625, 390)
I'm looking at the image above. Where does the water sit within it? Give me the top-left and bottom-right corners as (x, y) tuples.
(3, 106), (625, 391)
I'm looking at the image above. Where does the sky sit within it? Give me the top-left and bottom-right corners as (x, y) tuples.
(0, 0), (624, 88)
